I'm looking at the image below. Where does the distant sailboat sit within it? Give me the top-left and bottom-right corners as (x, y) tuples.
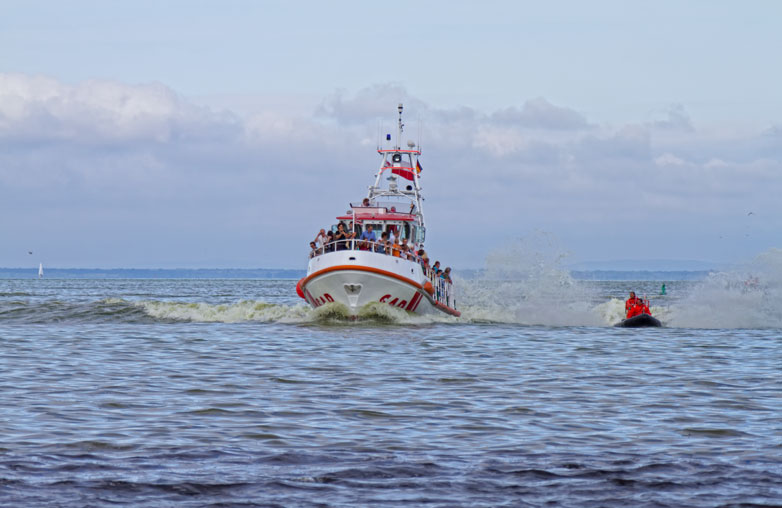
(38, 263), (44, 279)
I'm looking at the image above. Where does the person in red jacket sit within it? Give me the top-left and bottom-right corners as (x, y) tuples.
(627, 298), (652, 319)
(625, 291), (638, 315)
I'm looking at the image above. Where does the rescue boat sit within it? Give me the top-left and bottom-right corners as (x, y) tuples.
(615, 314), (662, 328)
(615, 298), (662, 327)
(297, 104), (460, 318)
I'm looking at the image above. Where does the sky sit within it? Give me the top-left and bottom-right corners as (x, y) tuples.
(1, 0), (781, 269)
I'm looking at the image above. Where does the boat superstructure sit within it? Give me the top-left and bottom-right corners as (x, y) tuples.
(297, 104), (459, 317)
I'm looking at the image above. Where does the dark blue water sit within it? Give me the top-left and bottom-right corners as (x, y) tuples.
(1, 278), (780, 506)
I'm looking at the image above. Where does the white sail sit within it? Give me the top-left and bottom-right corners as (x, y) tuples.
(38, 263), (43, 278)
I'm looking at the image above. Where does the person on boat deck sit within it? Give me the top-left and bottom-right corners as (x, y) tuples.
(335, 222), (351, 251)
(362, 198), (370, 207)
(359, 224), (376, 250)
(419, 251), (429, 270)
(375, 232), (388, 253)
(443, 267), (452, 282)
(348, 221), (361, 238)
(324, 230), (335, 252)
(314, 229), (328, 250)
(391, 238), (401, 257)
(309, 242), (318, 259)
(385, 239), (393, 255)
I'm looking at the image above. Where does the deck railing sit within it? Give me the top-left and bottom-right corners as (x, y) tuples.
(308, 239), (456, 309)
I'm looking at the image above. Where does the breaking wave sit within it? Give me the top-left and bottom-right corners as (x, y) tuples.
(136, 299), (313, 323)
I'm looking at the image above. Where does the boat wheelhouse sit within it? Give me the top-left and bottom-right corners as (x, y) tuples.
(296, 104), (459, 317)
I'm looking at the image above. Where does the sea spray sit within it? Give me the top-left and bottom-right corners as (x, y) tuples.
(667, 248), (782, 329)
(458, 233), (604, 326)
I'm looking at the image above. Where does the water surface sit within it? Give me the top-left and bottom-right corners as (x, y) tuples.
(1, 278), (779, 506)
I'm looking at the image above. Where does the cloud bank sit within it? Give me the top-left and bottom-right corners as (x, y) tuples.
(1, 73), (779, 268)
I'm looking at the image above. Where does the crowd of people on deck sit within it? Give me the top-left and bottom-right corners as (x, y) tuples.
(309, 221), (452, 284)
(624, 291), (652, 319)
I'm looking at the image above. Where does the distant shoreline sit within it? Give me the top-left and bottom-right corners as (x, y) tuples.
(0, 268), (305, 279)
(0, 268), (712, 281)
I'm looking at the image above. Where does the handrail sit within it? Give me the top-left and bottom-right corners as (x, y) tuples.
(307, 238), (455, 309)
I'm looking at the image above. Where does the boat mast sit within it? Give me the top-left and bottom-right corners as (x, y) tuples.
(368, 104), (426, 231)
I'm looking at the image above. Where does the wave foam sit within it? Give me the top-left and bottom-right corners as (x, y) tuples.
(132, 299), (459, 325)
(136, 299), (313, 323)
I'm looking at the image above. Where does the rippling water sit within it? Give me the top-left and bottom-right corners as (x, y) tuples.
(1, 278), (780, 507)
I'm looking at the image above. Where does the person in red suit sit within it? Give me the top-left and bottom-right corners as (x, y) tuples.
(625, 291), (639, 317)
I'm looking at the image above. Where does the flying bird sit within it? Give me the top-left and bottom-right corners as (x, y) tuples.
(28, 251), (33, 255)
(747, 211), (754, 216)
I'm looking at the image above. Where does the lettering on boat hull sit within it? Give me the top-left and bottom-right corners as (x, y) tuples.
(379, 292), (423, 312)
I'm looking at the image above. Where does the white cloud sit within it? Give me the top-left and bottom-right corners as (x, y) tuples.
(648, 103), (694, 131)
(491, 97), (591, 130)
(703, 157), (728, 168)
(654, 152), (686, 166)
(316, 83), (427, 125)
(0, 73), (240, 143)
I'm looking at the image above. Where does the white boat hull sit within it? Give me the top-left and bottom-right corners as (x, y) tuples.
(300, 250), (459, 317)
